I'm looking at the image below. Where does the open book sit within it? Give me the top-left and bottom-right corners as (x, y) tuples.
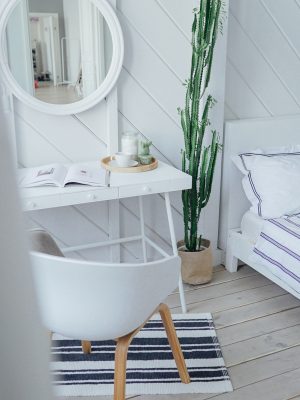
(18, 163), (108, 188)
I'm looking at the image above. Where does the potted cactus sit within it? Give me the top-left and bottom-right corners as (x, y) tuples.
(177, 0), (223, 284)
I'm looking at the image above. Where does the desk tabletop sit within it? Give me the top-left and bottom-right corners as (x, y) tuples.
(19, 161), (192, 211)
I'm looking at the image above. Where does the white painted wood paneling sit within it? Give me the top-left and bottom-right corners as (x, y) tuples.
(2, 0), (229, 264)
(117, 0), (192, 82)
(225, 0), (300, 120)
(119, 0), (229, 264)
(222, 0), (300, 254)
(225, 62), (271, 120)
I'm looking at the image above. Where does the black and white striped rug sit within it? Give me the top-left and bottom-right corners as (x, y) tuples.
(51, 313), (232, 396)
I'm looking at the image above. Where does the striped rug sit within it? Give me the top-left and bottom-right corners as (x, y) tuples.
(51, 313), (232, 396)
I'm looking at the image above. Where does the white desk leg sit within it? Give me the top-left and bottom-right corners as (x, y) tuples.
(139, 197), (148, 263)
(108, 200), (120, 263)
(164, 192), (187, 314)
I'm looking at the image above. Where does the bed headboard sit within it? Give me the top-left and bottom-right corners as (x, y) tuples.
(218, 115), (300, 250)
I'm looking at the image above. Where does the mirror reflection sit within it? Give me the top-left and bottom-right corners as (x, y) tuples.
(6, 0), (113, 105)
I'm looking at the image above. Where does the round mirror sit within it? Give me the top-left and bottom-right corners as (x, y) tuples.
(0, 0), (124, 115)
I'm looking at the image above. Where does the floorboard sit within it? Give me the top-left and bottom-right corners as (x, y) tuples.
(169, 274), (274, 309)
(56, 265), (300, 400)
(222, 324), (300, 366)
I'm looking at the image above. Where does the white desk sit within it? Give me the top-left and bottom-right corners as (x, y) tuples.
(20, 161), (192, 312)
(21, 161), (191, 210)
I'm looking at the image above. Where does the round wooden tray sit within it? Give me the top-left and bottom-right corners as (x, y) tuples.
(101, 156), (158, 173)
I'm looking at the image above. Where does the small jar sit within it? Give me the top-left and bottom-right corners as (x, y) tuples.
(121, 132), (138, 159)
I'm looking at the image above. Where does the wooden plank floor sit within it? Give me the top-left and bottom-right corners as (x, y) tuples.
(58, 265), (300, 400)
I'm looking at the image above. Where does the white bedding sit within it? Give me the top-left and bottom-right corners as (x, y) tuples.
(233, 148), (300, 219)
(241, 211), (264, 243)
(250, 215), (300, 295)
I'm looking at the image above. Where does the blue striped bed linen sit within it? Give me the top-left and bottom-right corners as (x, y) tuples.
(251, 215), (300, 293)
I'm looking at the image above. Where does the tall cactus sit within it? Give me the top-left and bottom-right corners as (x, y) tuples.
(179, 0), (223, 252)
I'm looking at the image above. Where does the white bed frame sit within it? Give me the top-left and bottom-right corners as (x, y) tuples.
(219, 115), (300, 300)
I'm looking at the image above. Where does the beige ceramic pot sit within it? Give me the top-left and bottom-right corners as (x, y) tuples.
(177, 239), (213, 285)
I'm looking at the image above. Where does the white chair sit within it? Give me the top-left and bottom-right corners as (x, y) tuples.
(29, 230), (190, 400)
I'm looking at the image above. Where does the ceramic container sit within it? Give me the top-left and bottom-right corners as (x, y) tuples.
(114, 152), (132, 167)
(121, 132), (139, 159)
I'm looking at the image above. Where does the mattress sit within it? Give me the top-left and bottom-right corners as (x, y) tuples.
(241, 211), (264, 244)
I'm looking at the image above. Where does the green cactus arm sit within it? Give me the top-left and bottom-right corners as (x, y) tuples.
(180, 110), (190, 159)
(182, 150), (186, 173)
(189, 3), (211, 172)
(204, 0), (213, 42)
(185, 83), (192, 158)
(199, 146), (210, 204)
(197, 235), (203, 251)
(190, 5), (207, 147)
(190, 12), (198, 95)
(201, 132), (220, 207)
(203, 2), (217, 65)
(189, 61), (205, 175)
(201, 153), (217, 208)
(182, 190), (190, 248)
(194, 95), (213, 181)
(197, 0), (207, 52)
(203, 1), (221, 92)
(198, 96), (213, 145)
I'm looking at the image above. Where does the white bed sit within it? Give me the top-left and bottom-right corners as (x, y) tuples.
(241, 211), (264, 244)
(219, 115), (300, 300)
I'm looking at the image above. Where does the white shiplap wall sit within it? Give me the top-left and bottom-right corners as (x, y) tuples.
(225, 0), (300, 120)
(2, 0), (229, 264)
(220, 0), (300, 252)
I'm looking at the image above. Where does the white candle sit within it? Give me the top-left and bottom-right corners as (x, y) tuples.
(121, 132), (138, 158)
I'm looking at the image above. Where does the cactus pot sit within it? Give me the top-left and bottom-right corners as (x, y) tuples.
(177, 239), (213, 285)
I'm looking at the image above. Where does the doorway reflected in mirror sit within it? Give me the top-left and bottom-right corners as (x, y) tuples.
(6, 0), (113, 105)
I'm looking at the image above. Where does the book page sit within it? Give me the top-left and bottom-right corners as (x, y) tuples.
(19, 164), (68, 188)
(64, 164), (107, 187)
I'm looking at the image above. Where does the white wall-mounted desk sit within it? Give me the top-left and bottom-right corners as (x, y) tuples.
(21, 161), (191, 210)
(20, 161), (192, 313)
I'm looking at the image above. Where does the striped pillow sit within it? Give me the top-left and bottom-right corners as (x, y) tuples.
(232, 149), (300, 219)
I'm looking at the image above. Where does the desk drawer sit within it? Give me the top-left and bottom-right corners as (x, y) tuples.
(22, 195), (62, 211)
(119, 180), (181, 198)
(118, 177), (192, 199)
(118, 182), (161, 198)
(22, 187), (118, 211)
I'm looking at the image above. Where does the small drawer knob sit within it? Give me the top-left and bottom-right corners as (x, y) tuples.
(27, 201), (37, 209)
(143, 185), (151, 193)
(87, 193), (97, 201)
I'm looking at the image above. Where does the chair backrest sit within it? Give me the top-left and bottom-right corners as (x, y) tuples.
(30, 251), (180, 341)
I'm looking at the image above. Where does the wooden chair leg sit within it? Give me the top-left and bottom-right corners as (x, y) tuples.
(81, 340), (92, 354)
(159, 303), (191, 384)
(51, 334), (91, 355)
(114, 333), (134, 400)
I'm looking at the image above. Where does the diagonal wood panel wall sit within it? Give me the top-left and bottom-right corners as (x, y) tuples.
(225, 0), (300, 120)
(117, 0), (229, 264)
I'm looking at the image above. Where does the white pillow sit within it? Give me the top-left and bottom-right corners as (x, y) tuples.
(233, 147), (300, 219)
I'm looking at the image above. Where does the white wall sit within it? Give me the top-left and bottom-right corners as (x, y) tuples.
(28, 0), (66, 43)
(6, 0), (33, 94)
(220, 0), (300, 252)
(225, 0), (300, 120)
(63, 0), (81, 83)
(117, 0), (229, 264)
(3, 0), (229, 265)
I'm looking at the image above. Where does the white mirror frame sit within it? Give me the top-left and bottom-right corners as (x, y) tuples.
(0, 0), (124, 115)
